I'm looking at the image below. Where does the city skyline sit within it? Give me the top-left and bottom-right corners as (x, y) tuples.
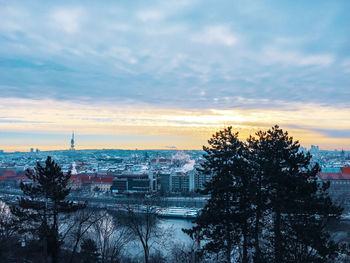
(1, 0), (350, 151)
(0, 128), (347, 153)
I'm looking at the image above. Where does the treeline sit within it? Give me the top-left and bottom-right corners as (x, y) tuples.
(0, 157), (195, 263)
(184, 125), (348, 263)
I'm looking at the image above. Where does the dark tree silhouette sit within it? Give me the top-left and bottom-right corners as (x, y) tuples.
(11, 156), (86, 263)
(185, 126), (344, 263)
(184, 127), (254, 263)
(248, 125), (344, 263)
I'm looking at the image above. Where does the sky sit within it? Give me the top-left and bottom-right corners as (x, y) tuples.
(0, 0), (350, 151)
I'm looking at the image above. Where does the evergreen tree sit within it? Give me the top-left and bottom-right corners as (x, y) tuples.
(80, 238), (100, 263)
(248, 125), (343, 263)
(184, 127), (254, 263)
(282, 165), (343, 263)
(246, 131), (268, 263)
(11, 156), (86, 263)
(186, 125), (344, 263)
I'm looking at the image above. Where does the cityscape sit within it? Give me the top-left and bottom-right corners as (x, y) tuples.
(1, 131), (350, 262)
(1, 0), (350, 262)
(1, 133), (350, 201)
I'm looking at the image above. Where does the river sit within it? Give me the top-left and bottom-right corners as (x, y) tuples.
(125, 218), (196, 259)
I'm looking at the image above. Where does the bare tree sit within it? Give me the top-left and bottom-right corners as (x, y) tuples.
(120, 196), (172, 263)
(91, 211), (132, 263)
(61, 209), (107, 263)
(0, 201), (18, 260)
(0, 201), (17, 240)
(169, 241), (201, 263)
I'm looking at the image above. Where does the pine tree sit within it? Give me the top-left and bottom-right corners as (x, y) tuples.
(185, 125), (344, 263)
(11, 156), (86, 263)
(246, 131), (268, 263)
(248, 125), (343, 263)
(183, 127), (254, 263)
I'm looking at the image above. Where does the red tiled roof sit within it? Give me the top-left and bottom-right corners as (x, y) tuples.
(70, 174), (113, 184)
(90, 177), (113, 183)
(319, 173), (342, 180)
(14, 176), (30, 181)
(3, 170), (15, 176)
(342, 167), (350, 175)
(319, 167), (350, 180)
(342, 174), (350, 179)
(0, 172), (113, 184)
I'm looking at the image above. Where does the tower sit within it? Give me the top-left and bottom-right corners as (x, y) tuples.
(70, 131), (75, 151)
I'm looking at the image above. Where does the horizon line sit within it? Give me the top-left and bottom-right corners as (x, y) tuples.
(1, 147), (348, 154)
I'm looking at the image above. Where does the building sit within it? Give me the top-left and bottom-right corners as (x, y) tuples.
(69, 174), (113, 192)
(170, 171), (192, 193)
(318, 167), (350, 207)
(90, 181), (112, 192)
(150, 157), (172, 169)
(158, 172), (171, 193)
(111, 173), (151, 193)
(194, 172), (212, 191)
(158, 169), (211, 193)
(310, 145), (319, 153)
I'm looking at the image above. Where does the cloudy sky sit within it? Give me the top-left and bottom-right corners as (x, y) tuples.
(0, 0), (350, 151)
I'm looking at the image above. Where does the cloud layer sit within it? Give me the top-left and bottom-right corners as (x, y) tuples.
(0, 97), (349, 151)
(0, 0), (349, 150)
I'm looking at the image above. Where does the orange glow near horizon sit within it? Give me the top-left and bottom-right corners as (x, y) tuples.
(1, 97), (350, 152)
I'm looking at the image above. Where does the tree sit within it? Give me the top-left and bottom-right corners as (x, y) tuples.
(11, 156), (86, 263)
(66, 210), (107, 263)
(185, 125), (344, 263)
(169, 241), (203, 263)
(80, 238), (100, 263)
(0, 201), (18, 261)
(120, 196), (171, 263)
(246, 131), (267, 263)
(92, 211), (132, 263)
(248, 125), (344, 263)
(184, 127), (254, 263)
(0, 201), (16, 240)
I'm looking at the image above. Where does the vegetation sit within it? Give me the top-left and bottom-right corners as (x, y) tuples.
(121, 196), (172, 263)
(0, 156), (170, 262)
(80, 238), (100, 263)
(10, 156), (86, 263)
(184, 127), (253, 263)
(184, 125), (344, 263)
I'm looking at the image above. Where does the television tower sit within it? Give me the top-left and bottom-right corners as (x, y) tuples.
(70, 131), (75, 151)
